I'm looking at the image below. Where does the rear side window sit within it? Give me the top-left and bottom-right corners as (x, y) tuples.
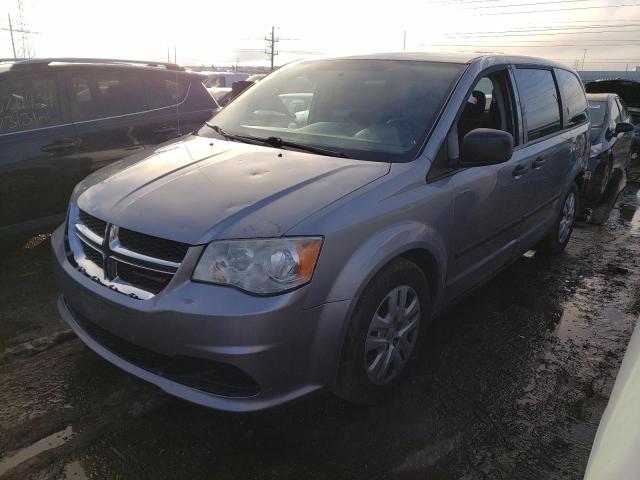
(0, 74), (61, 134)
(588, 101), (607, 127)
(70, 71), (146, 121)
(144, 76), (189, 109)
(555, 69), (588, 127)
(514, 68), (562, 142)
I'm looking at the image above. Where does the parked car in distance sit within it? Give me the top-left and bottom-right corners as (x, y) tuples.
(0, 58), (218, 238)
(585, 93), (635, 202)
(202, 71), (250, 104)
(52, 53), (589, 412)
(246, 73), (267, 83)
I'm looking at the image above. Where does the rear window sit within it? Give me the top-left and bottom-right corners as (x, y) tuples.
(144, 76), (189, 109)
(587, 101), (607, 127)
(555, 69), (588, 127)
(514, 68), (562, 142)
(70, 72), (146, 121)
(0, 74), (61, 134)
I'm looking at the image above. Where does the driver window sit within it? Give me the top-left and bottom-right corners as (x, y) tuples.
(457, 72), (516, 149)
(428, 69), (517, 180)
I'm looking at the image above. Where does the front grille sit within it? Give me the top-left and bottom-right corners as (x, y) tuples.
(117, 262), (173, 295)
(118, 228), (189, 263)
(69, 208), (193, 299)
(81, 242), (103, 267)
(79, 211), (107, 238)
(67, 300), (260, 397)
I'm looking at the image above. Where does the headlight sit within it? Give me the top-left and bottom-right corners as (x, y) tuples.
(192, 237), (323, 294)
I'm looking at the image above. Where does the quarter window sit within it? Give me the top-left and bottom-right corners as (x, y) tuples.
(514, 68), (562, 142)
(144, 76), (189, 109)
(70, 72), (146, 121)
(0, 75), (61, 134)
(555, 69), (588, 127)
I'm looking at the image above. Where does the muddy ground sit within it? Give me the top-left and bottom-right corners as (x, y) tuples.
(1, 177), (639, 480)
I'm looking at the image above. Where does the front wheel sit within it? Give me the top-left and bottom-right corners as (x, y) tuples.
(538, 183), (578, 255)
(334, 258), (430, 404)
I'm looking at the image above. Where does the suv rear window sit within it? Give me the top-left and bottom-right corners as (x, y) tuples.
(514, 68), (562, 142)
(0, 75), (61, 134)
(70, 72), (146, 121)
(144, 76), (189, 109)
(555, 69), (588, 127)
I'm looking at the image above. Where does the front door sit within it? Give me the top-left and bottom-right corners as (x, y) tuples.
(445, 69), (529, 300)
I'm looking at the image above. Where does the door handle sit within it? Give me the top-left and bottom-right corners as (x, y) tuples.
(153, 125), (176, 135)
(532, 157), (546, 170)
(41, 138), (79, 153)
(512, 164), (529, 178)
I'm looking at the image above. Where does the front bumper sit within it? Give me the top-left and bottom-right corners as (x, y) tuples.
(51, 225), (350, 412)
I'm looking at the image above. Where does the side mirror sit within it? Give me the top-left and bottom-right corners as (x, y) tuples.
(460, 128), (513, 166)
(615, 122), (634, 135)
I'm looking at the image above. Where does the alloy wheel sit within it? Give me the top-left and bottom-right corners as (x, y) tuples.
(558, 191), (576, 244)
(364, 285), (420, 385)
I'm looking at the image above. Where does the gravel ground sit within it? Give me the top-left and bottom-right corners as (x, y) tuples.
(0, 177), (639, 480)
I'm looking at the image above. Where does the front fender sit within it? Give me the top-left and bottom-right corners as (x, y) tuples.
(324, 222), (447, 308)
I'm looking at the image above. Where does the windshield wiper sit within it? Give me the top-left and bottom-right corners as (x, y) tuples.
(204, 123), (350, 159)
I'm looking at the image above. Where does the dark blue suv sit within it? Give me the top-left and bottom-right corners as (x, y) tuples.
(0, 58), (217, 238)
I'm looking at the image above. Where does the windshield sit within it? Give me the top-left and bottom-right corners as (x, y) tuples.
(588, 101), (607, 127)
(199, 59), (465, 162)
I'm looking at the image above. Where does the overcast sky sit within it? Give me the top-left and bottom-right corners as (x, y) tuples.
(2, 0), (640, 70)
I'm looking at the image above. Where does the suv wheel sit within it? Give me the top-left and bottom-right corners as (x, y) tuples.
(538, 183), (578, 255)
(334, 258), (430, 404)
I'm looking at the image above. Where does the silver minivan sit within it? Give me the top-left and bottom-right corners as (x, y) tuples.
(52, 53), (589, 411)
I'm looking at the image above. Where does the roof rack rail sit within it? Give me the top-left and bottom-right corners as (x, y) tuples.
(9, 58), (185, 71)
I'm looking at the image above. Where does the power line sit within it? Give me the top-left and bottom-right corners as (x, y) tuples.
(448, 22), (640, 32)
(453, 0), (603, 10)
(472, 3), (640, 16)
(445, 24), (640, 36)
(447, 28), (640, 38)
(426, 42), (640, 47)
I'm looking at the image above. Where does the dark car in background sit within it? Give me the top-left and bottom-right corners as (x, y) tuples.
(585, 93), (635, 202)
(586, 79), (640, 157)
(0, 58), (217, 238)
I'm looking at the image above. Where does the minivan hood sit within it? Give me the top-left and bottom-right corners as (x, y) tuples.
(74, 136), (390, 244)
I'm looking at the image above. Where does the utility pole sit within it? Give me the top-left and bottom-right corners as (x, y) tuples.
(265, 26), (278, 72)
(7, 13), (16, 58)
(581, 49), (587, 71)
(174, 45), (177, 64)
(167, 47), (170, 62)
(403, 30), (406, 52)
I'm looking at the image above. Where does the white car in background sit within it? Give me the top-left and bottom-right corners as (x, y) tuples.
(584, 319), (640, 479)
(202, 71), (250, 102)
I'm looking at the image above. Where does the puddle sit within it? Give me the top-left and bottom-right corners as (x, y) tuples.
(62, 460), (89, 480)
(551, 304), (630, 343)
(0, 426), (74, 476)
(555, 306), (590, 342)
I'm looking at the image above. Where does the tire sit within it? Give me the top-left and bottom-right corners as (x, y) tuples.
(334, 258), (431, 404)
(585, 156), (612, 203)
(538, 183), (579, 255)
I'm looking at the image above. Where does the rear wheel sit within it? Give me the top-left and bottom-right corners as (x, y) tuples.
(334, 258), (430, 404)
(586, 156), (612, 203)
(538, 183), (578, 255)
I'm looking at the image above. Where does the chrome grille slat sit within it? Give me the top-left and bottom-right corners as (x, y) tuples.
(67, 206), (191, 299)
